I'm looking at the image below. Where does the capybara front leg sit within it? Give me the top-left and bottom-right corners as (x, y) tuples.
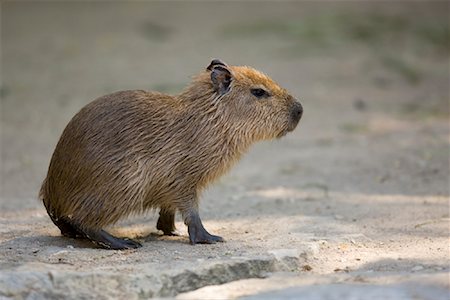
(156, 209), (179, 236)
(184, 210), (224, 245)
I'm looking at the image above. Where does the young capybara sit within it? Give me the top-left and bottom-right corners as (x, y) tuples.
(40, 59), (303, 249)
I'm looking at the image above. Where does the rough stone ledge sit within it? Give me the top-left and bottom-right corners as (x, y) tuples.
(0, 248), (311, 299)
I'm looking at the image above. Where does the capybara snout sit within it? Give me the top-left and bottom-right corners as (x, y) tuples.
(289, 100), (303, 131)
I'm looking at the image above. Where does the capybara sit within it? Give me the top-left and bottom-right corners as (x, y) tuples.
(40, 59), (303, 249)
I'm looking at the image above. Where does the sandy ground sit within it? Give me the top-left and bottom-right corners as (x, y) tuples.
(1, 2), (449, 299)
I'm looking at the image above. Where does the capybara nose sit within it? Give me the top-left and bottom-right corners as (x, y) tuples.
(291, 100), (303, 122)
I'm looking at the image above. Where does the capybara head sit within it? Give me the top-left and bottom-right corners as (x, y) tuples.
(183, 59), (303, 143)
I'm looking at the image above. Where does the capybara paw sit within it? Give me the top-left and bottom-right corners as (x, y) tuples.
(162, 230), (180, 236)
(84, 228), (142, 250)
(189, 232), (224, 245)
(157, 221), (179, 236)
(93, 237), (142, 250)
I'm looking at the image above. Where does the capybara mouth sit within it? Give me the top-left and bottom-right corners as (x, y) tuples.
(287, 118), (300, 132)
(277, 130), (288, 139)
(277, 126), (290, 138)
(277, 118), (300, 139)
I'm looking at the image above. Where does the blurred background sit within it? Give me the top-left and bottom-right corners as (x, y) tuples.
(1, 1), (449, 209)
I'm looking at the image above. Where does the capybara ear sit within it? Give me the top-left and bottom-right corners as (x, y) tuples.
(210, 66), (232, 95)
(206, 59), (228, 71)
(207, 59), (232, 95)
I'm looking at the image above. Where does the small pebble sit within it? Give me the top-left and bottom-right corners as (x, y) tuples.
(353, 98), (367, 111)
(52, 250), (68, 256)
(412, 265), (424, 271)
(302, 264), (313, 271)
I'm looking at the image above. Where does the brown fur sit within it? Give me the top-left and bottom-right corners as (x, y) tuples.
(39, 60), (302, 245)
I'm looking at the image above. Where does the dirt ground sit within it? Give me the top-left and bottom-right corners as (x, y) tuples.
(1, 2), (449, 299)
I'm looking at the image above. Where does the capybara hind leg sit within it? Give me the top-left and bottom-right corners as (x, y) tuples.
(184, 210), (224, 245)
(54, 217), (84, 238)
(43, 201), (83, 238)
(156, 209), (179, 236)
(81, 227), (142, 250)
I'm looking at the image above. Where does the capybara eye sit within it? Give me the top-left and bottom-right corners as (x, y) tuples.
(251, 88), (269, 98)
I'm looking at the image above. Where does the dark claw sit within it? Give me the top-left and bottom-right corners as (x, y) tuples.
(121, 238), (143, 249)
